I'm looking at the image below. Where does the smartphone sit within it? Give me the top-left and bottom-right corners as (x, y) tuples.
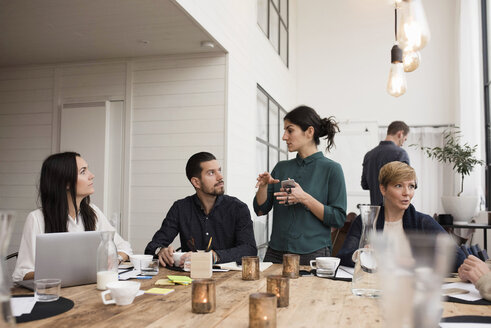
(281, 179), (296, 191)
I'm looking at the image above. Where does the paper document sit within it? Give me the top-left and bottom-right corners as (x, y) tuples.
(119, 269), (140, 280)
(441, 282), (482, 301)
(337, 266), (354, 277)
(11, 297), (36, 317)
(218, 262), (273, 272)
(335, 266), (353, 279)
(440, 323), (490, 328)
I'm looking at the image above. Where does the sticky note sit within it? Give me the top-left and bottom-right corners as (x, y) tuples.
(144, 288), (175, 295)
(167, 275), (192, 285)
(155, 279), (175, 286)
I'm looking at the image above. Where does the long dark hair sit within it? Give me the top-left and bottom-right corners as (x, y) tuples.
(284, 105), (340, 151)
(39, 152), (97, 233)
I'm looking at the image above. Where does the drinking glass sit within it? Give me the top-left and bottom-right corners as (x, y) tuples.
(0, 212), (15, 326)
(372, 232), (454, 328)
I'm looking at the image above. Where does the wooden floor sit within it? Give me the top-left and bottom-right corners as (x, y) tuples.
(12, 264), (490, 327)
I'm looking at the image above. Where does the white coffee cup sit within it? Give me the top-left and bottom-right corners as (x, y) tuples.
(101, 281), (141, 306)
(129, 254), (153, 270)
(310, 257), (340, 278)
(172, 251), (185, 266)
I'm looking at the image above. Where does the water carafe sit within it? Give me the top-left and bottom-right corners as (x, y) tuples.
(0, 212), (16, 326)
(352, 205), (380, 297)
(96, 231), (119, 290)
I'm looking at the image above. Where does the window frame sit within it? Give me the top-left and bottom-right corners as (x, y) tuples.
(258, 0), (289, 66)
(481, 0), (491, 208)
(255, 84), (288, 251)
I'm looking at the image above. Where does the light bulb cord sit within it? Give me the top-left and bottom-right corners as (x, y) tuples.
(394, 6), (398, 42)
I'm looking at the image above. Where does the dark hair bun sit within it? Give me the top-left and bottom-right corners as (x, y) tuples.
(320, 116), (340, 152)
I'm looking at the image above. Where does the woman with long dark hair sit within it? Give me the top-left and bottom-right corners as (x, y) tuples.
(253, 105), (347, 265)
(13, 152), (132, 281)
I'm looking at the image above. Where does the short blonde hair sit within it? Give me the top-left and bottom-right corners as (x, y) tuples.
(379, 161), (417, 188)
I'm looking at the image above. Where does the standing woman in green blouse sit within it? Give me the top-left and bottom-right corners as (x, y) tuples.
(253, 105), (347, 265)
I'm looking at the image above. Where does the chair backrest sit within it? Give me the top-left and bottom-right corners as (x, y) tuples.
(5, 252), (18, 286)
(331, 212), (357, 257)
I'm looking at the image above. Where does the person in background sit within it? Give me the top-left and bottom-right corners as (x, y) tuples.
(145, 152), (257, 267)
(253, 105), (347, 265)
(458, 255), (491, 300)
(339, 161), (465, 271)
(13, 152), (132, 281)
(361, 121), (410, 205)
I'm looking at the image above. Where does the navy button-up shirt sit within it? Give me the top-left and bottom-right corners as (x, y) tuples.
(361, 141), (410, 205)
(145, 194), (257, 263)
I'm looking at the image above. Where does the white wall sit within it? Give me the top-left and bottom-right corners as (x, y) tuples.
(0, 53), (226, 255)
(175, 0), (298, 209)
(296, 0), (458, 125)
(0, 67), (55, 255)
(130, 54), (226, 252)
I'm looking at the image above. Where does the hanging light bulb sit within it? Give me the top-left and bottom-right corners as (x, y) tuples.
(403, 49), (421, 72)
(387, 44), (407, 97)
(397, 0), (431, 51)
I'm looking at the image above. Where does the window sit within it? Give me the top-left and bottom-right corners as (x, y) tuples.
(481, 0), (491, 208)
(257, 0), (289, 66)
(255, 85), (288, 257)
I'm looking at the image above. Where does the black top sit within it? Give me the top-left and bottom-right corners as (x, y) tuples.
(361, 140), (410, 205)
(144, 194), (257, 263)
(337, 204), (465, 271)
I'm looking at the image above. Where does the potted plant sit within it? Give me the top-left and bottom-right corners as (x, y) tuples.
(413, 129), (484, 221)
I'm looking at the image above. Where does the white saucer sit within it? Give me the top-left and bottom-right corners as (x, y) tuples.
(453, 221), (469, 225)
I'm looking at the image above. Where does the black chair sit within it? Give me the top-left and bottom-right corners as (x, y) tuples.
(6, 252), (18, 261)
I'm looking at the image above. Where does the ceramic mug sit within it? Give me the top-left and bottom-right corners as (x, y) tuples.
(101, 281), (141, 306)
(129, 254), (153, 270)
(172, 251), (185, 267)
(310, 257), (340, 278)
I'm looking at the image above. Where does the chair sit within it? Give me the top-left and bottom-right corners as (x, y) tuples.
(331, 212), (356, 257)
(5, 252), (18, 281)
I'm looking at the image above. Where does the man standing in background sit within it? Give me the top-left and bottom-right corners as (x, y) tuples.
(361, 121), (410, 205)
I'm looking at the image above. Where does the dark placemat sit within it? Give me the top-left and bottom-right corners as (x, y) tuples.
(305, 269), (352, 281)
(13, 294), (74, 323)
(442, 315), (491, 324)
(166, 265), (185, 272)
(445, 295), (491, 306)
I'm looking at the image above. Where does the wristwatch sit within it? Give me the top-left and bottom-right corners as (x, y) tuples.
(155, 247), (162, 255)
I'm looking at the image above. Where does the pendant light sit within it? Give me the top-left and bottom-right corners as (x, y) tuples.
(387, 45), (407, 97)
(397, 0), (430, 52)
(403, 49), (421, 72)
(387, 7), (407, 97)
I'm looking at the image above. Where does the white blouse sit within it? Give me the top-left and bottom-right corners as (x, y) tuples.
(12, 204), (133, 282)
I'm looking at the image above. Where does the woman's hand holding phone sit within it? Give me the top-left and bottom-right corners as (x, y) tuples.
(275, 179), (306, 205)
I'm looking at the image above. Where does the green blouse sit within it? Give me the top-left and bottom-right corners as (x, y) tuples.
(253, 151), (347, 254)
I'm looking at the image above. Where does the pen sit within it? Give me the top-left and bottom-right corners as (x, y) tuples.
(137, 276), (153, 279)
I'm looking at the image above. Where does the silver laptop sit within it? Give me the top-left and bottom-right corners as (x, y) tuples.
(33, 231), (102, 287)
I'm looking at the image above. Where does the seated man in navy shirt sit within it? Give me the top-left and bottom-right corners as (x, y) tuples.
(145, 152), (257, 267)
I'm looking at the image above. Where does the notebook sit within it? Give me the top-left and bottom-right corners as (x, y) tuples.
(17, 231), (102, 290)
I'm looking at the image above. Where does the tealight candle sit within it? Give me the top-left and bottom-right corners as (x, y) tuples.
(282, 254), (300, 279)
(242, 256), (260, 280)
(191, 279), (216, 314)
(266, 275), (289, 307)
(249, 293), (277, 328)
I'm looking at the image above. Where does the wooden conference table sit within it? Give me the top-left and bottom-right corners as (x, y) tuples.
(12, 264), (489, 328)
